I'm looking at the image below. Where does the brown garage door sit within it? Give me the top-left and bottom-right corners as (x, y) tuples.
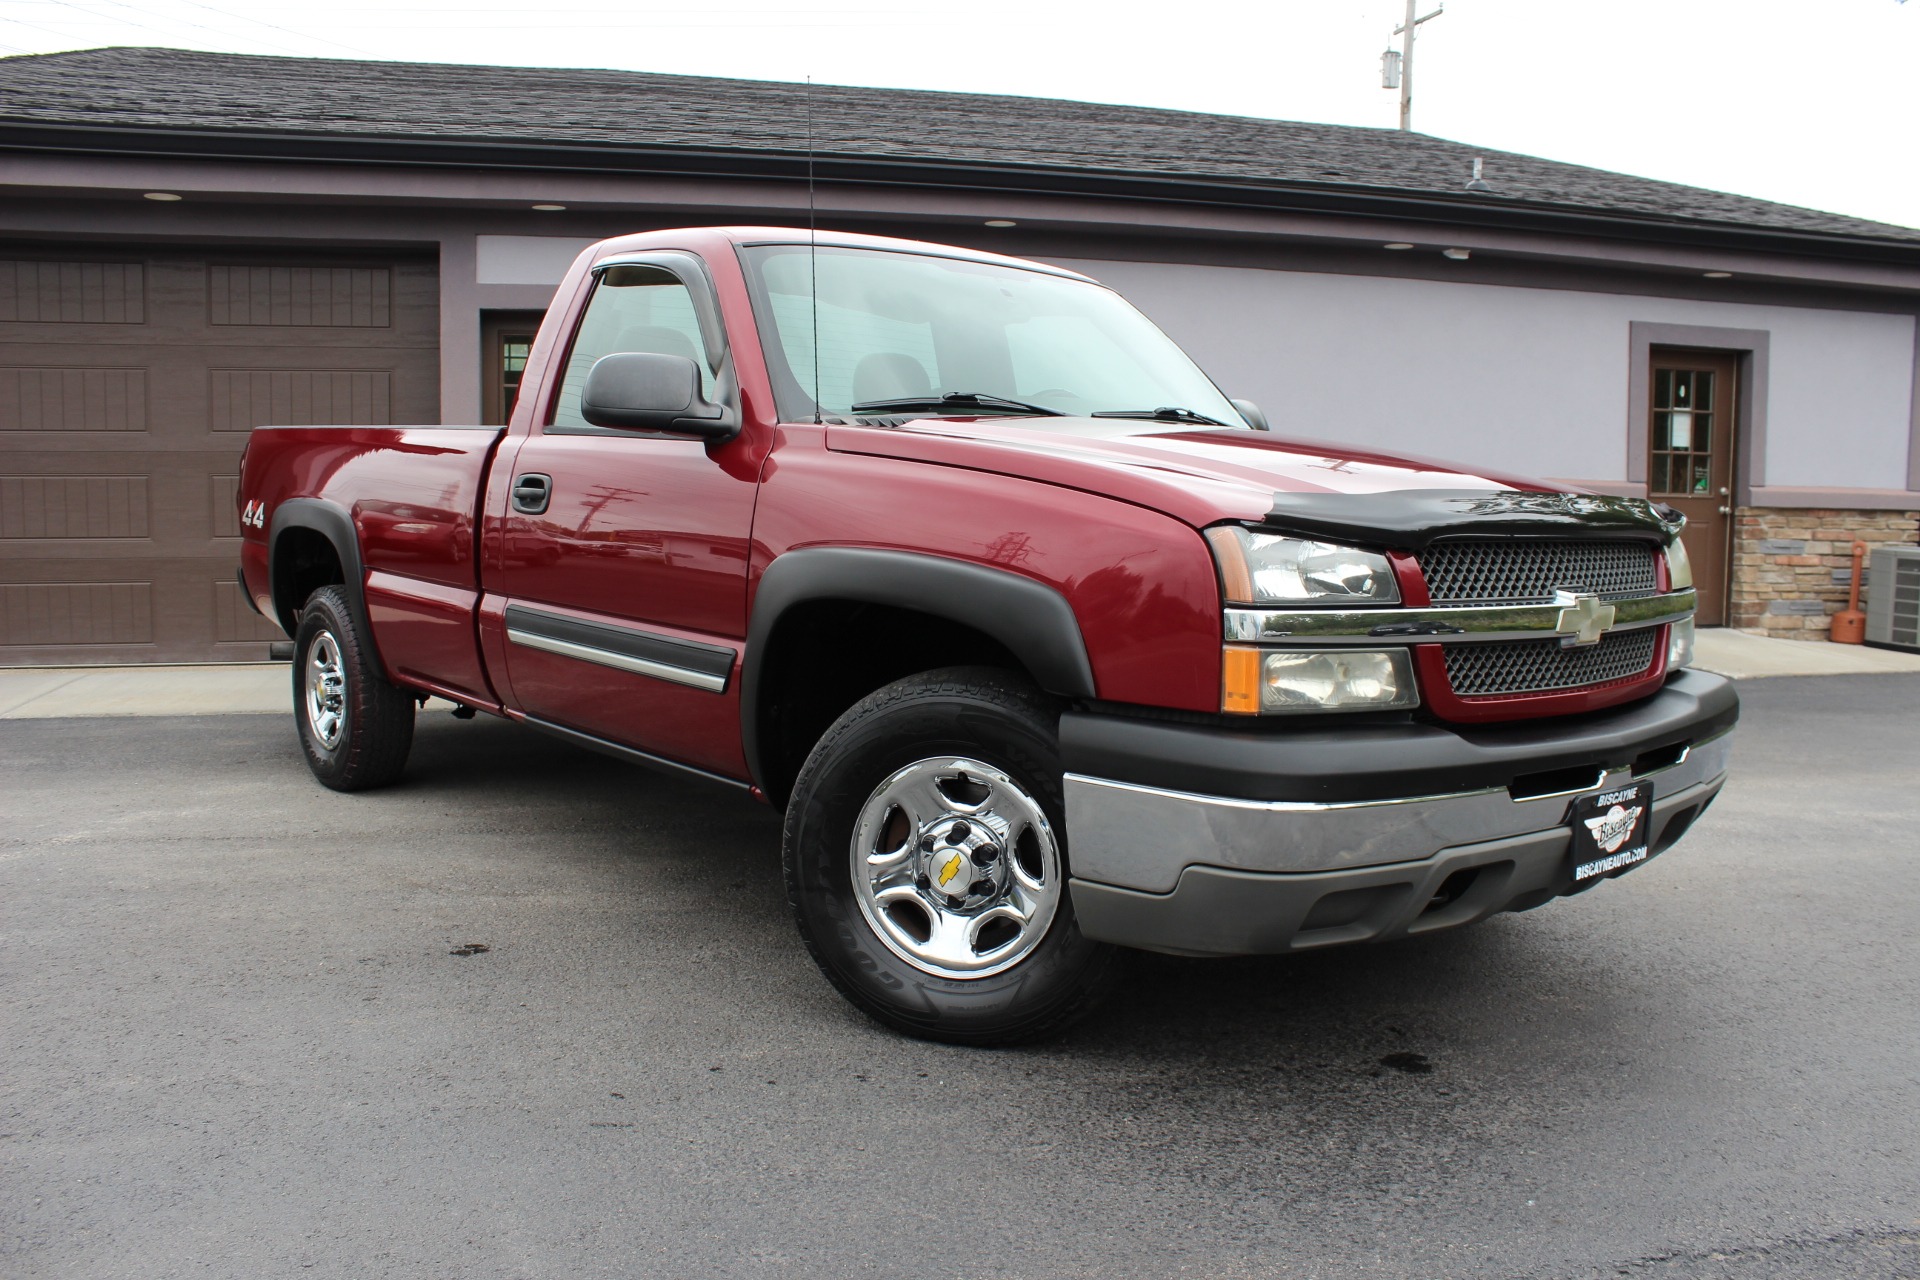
(0, 247), (439, 665)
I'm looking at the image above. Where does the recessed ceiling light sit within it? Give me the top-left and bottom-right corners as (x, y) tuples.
(531, 203), (566, 211)
(984, 219), (1017, 228)
(1383, 242), (1415, 250)
(1703, 271), (1733, 279)
(143, 192), (182, 202)
(1442, 247), (1471, 260)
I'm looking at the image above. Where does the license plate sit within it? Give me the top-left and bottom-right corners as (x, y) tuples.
(1569, 781), (1654, 881)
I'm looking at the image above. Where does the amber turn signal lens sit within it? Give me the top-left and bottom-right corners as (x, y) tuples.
(1206, 527), (1255, 605)
(1222, 645), (1262, 714)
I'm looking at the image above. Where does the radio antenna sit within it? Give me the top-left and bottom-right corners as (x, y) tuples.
(806, 75), (821, 424)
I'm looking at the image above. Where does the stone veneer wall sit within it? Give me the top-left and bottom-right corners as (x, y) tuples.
(1729, 508), (1920, 638)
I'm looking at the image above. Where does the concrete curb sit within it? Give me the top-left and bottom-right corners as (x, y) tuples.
(1692, 630), (1920, 679)
(0, 663), (460, 719)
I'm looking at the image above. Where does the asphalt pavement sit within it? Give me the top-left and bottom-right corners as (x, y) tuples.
(3, 675), (1918, 1279)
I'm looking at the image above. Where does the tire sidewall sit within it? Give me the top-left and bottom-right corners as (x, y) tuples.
(785, 675), (1110, 1042)
(293, 592), (356, 785)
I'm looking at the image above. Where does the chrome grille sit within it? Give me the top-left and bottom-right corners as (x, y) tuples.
(1419, 539), (1657, 605)
(1444, 628), (1659, 697)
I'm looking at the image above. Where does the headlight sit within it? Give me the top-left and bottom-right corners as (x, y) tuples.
(1224, 647), (1420, 714)
(1664, 537), (1694, 591)
(1668, 617), (1696, 670)
(1205, 527), (1400, 606)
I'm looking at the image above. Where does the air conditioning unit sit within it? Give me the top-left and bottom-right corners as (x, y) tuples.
(1865, 545), (1920, 653)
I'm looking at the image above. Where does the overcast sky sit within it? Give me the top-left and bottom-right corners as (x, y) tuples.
(2, 0), (1915, 231)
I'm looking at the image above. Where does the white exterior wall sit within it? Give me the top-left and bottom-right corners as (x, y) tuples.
(1054, 258), (1917, 492)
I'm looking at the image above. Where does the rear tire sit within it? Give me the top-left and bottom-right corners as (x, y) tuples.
(783, 667), (1120, 1045)
(292, 585), (414, 791)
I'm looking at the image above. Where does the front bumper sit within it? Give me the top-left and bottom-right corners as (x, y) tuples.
(1062, 669), (1737, 957)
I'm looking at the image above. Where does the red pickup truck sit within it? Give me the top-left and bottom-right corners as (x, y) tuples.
(237, 226), (1736, 1044)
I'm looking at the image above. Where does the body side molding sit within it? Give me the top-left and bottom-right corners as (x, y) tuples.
(503, 604), (736, 692)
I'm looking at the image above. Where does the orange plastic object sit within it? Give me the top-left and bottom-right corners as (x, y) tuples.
(1831, 541), (1867, 644)
(1222, 645), (1262, 714)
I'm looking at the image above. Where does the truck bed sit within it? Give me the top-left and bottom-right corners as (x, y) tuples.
(239, 425), (505, 707)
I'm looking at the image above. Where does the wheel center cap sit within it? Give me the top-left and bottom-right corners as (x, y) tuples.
(924, 817), (1005, 902)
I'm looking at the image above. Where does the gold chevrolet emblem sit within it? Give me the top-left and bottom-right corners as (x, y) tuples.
(1553, 590), (1616, 647)
(937, 852), (965, 888)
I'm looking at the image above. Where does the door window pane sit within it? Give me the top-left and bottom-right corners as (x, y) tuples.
(1649, 366), (1719, 498)
(1666, 410), (1692, 450)
(551, 265), (714, 429)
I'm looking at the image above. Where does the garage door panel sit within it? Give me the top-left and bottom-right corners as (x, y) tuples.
(209, 264), (392, 328)
(209, 473), (241, 539)
(0, 246), (437, 664)
(1, 452), (243, 555)
(209, 368), (394, 431)
(0, 474), (150, 539)
(0, 555), (279, 662)
(0, 258), (145, 324)
(0, 365), (149, 433)
(1, 579), (154, 648)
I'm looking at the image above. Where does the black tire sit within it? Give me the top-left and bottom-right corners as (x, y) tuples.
(782, 667), (1121, 1045)
(292, 585), (415, 791)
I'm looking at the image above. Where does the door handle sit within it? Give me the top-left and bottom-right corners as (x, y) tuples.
(1717, 505), (1732, 514)
(511, 473), (552, 515)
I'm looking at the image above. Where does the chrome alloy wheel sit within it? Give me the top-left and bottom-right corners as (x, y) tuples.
(304, 630), (347, 750)
(850, 756), (1063, 980)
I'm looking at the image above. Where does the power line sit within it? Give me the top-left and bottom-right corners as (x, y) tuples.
(4, 0), (377, 57)
(5, 0), (317, 55)
(156, 0), (381, 57)
(0, 8), (77, 37)
(4, 0), (318, 56)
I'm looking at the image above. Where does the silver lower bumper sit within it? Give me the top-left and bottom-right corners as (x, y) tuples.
(1064, 729), (1732, 893)
(1062, 731), (1732, 957)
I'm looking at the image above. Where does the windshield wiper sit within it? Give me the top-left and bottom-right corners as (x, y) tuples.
(849, 391), (1064, 417)
(1090, 406), (1231, 427)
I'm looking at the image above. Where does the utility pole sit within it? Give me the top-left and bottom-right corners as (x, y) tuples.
(1392, 0), (1444, 132)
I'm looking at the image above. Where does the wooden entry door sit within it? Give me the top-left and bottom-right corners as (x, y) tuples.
(1648, 348), (1738, 626)
(481, 311), (547, 426)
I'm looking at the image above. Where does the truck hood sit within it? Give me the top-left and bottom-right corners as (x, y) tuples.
(825, 416), (1600, 535)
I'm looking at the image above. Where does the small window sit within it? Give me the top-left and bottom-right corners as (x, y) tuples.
(549, 264), (715, 430)
(481, 310), (545, 426)
(1649, 365), (1718, 497)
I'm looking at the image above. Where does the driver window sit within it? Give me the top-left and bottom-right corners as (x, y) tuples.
(550, 265), (714, 429)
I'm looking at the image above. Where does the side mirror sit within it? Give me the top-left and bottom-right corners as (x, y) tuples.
(1230, 398), (1271, 432)
(581, 352), (737, 441)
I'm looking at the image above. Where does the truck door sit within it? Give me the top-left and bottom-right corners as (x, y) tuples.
(487, 253), (757, 781)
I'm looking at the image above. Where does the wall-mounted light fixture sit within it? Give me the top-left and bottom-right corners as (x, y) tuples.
(984, 220), (1017, 228)
(143, 192), (182, 202)
(531, 204), (567, 211)
(1442, 247), (1471, 260)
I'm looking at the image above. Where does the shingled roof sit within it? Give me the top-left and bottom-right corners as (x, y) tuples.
(4, 46), (1916, 249)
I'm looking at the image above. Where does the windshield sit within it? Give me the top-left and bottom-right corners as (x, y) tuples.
(738, 244), (1247, 426)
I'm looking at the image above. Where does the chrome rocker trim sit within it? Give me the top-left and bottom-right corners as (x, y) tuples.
(505, 628), (730, 692)
(1223, 587), (1697, 647)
